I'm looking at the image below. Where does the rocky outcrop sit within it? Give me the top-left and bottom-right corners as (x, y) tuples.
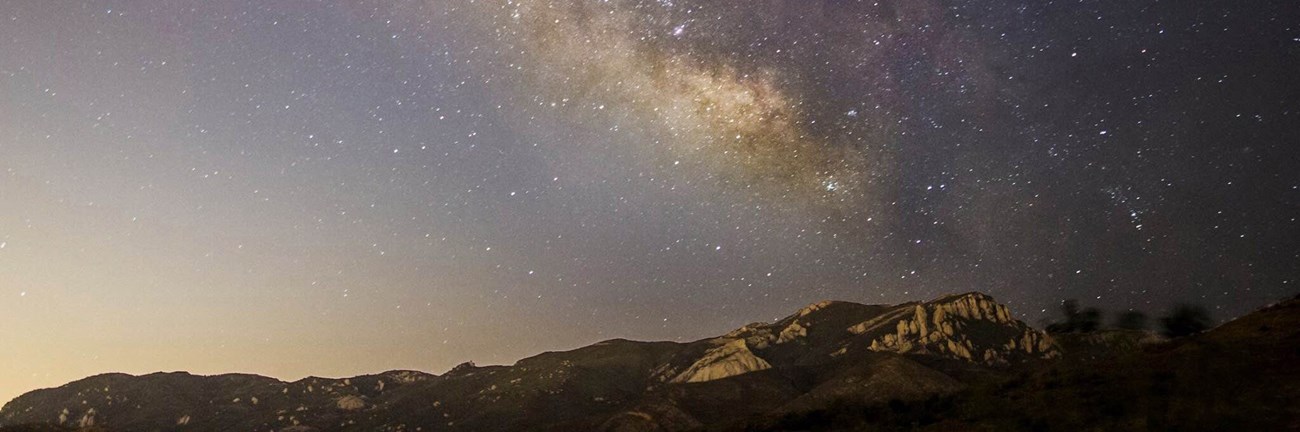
(335, 396), (366, 410)
(857, 293), (1059, 364)
(723, 323), (778, 349)
(720, 302), (840, 350)
(77, 408), (96, 428)
(796, 300), (835, 317)
(776, 321), (808, 344)
(669, 339), (772, 383)
(0, 292), (1119, 432)
(382, 370), (429, 384)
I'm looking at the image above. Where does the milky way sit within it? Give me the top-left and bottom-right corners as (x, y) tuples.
(1, 0), (1297, 404)
(470, 0), (877, 207)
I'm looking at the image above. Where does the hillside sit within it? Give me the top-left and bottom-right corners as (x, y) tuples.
(3, 292), (1298, 431)
(754, 294), (1300, 431)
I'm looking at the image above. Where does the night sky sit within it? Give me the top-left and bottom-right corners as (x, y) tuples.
(2, 0), (1297, 403)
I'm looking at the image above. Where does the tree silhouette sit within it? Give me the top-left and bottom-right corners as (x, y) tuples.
(1160, 304), (1211, 338)
(1114, 310), (1148, 330)
(1046, 299), (1103, 333)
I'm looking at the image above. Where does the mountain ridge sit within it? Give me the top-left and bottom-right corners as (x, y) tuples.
(5, 291), (1298, 431)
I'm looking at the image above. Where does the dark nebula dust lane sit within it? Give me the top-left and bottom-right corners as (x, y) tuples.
(0, 0), (1297, 404)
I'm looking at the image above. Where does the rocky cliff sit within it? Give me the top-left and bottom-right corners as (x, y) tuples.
(9, 292), (1287, 432)
(666, 339), (771, 383)
(854, 293), (1058, 364)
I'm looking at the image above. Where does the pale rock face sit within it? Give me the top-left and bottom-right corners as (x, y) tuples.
(777, 321), (808, 344)
(858, 293), (1060, 364)
(723, 323), (765, 338)
(723, 322), (778, 349)
(797, 300), (834, 317)
(849, 307), (913, 335)
(670, 339), (772, 383)
(722, 301), (821, 348)
(78, 408), (96, 428)
(387, 371), (426, 384)
(336, 395), (366, 410)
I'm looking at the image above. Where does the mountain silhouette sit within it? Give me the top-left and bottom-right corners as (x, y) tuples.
(3, 292), (1298, 431)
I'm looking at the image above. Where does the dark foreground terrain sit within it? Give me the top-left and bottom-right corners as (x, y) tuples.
(3, 292), (1298, 431)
